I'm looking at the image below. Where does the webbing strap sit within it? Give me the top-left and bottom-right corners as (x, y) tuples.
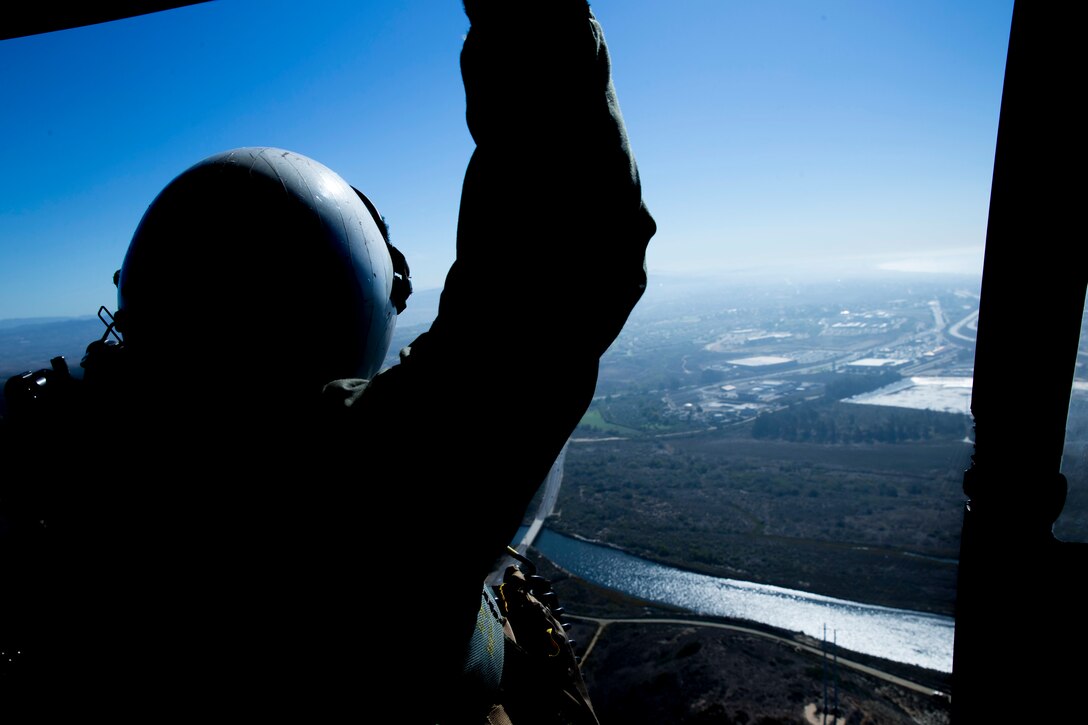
(462, 586), (507, 699)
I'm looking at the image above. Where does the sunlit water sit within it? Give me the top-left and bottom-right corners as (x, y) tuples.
(529, 528), (954, 673)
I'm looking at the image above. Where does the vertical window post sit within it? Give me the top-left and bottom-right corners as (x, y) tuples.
(954, 2), (1088, 721)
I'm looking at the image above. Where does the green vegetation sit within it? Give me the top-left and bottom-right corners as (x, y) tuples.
(752, 401), (970, 444)
(553, 429), (968, 615)
(576, 392), (706, 438)
(577, 408), (642, 437)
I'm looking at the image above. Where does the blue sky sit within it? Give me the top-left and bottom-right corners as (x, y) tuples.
(0, 1), (1014, 319)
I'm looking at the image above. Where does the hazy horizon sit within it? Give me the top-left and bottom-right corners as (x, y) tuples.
(0, 263), (986, 330)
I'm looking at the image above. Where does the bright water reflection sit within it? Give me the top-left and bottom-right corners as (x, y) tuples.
(532, 528), (954, 673)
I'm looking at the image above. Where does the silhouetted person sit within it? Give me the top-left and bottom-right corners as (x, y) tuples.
(2, 1), (654, 721)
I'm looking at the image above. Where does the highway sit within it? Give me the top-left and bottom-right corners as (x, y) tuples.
(947, 309), (979, 343)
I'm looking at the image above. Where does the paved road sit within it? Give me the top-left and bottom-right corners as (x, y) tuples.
(947, 309), (979, 343)
(569, 614), (948, 699)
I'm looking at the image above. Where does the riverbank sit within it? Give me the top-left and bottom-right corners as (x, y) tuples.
(529, 527), (953, 673)
(533, 551), (952, 724)
(557, 433), (965, 617)
(549, 522), (956, 615)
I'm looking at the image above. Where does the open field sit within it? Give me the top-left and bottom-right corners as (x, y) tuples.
(554, 425), (969, 615)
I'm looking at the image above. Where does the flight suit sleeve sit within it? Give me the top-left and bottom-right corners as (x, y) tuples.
(447, 0), (655, 362)
(328, 3), (654, 712)
(352, 0), (654, 545)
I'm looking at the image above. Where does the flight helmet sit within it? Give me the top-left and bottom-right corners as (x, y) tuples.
(115, 147), (408, 399)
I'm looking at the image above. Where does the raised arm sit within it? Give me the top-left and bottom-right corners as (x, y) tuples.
(346, 0), (653, 549)
(326, 3), (654, 715)
(447, 0), (654, 360)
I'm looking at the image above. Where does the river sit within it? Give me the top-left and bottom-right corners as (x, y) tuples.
(528, 528), (954, 673)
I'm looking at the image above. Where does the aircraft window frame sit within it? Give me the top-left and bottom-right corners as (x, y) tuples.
(952, 2), (1086, 721)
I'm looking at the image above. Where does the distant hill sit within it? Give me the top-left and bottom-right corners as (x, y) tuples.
(0, 317), (105, 380)
(0, 317), (84, 331)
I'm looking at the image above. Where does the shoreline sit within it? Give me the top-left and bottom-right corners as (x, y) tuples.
(541, 524), (957, 618)
(530, 543), (954, 688)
